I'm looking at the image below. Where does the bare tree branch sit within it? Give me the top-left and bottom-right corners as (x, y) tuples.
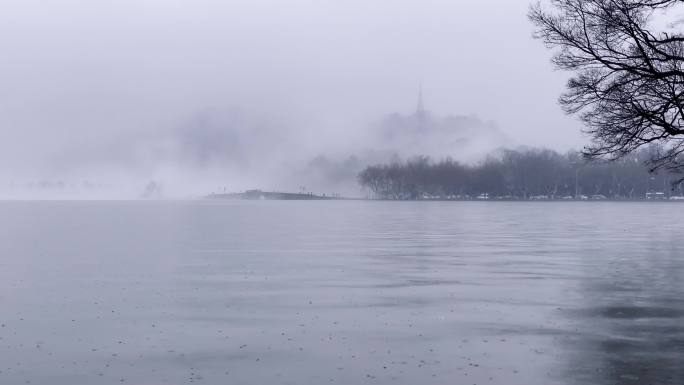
(530, 0), (684, 173)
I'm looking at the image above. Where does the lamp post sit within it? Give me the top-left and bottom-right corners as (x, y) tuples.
(570, 161), (581, 199)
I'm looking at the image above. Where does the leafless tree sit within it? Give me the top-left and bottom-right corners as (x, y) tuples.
(530, 0), (684, 175)
(357, 147), (674, 200)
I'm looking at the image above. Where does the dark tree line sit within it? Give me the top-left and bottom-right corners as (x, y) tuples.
(358, 147), (684, 200)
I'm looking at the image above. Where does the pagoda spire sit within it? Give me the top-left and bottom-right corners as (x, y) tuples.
(416, 82), (426, 116)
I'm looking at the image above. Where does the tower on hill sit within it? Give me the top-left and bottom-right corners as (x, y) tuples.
(416, 82), (426, 117)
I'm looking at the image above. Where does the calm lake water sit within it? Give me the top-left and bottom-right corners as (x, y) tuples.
(0, 201), (683, 385)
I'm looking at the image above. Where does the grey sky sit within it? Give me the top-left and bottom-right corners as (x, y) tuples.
(0, 0), (583, 195)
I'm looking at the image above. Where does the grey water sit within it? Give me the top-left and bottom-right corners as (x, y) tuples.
(0, 201), (683, 385)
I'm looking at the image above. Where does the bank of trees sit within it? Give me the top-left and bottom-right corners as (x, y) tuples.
(358, 147), (684, 200)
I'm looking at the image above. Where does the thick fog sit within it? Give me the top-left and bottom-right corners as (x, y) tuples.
(0, 0), (583, 198)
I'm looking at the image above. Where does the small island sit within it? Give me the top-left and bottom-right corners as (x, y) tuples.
(207, 189), (343, 200)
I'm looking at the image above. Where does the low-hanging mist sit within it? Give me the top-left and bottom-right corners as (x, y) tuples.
(0, 101), (512, 199)
(0, 0), (588, 200)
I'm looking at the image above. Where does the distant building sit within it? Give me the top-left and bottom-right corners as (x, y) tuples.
(646, 192), (666, 200)
(416, 82), (427, 123)
(374, 84), (506, 161)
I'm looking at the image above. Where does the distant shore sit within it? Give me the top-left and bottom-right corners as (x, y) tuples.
(206, 190), (683, 202)
(207, 190), (344, 201)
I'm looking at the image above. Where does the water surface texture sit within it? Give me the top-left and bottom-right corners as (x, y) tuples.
(1, 201), (683, 385)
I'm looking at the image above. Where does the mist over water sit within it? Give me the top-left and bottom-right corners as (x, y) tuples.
(6, 1), (682, 384)
(0, 102), (513, 199)
(0, 0), (582, 199)
(1, 201), (682, 385)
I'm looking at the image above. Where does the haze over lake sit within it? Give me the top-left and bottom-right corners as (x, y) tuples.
(1, 200), (682, 385)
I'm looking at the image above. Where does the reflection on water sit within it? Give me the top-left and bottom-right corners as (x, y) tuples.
(0, 201), (682, 385)
(565, 238), (684, 385)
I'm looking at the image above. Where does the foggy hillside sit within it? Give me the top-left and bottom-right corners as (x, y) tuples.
(1, 97), (511, 198)
(0, 0), (584, 199)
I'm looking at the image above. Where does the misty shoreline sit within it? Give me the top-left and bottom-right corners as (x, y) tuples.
(2, 198), (682, 203)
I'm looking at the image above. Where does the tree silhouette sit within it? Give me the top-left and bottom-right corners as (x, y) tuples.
(357, 147), (678, 200)
(530, 0), (684, 174)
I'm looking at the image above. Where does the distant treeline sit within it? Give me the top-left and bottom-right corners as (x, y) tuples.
(358, 147), (684, 200)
